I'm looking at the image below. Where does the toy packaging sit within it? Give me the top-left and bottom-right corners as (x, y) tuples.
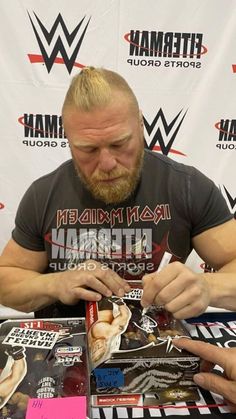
(0, 318), (89, 418)
(86, 282), (200, 407)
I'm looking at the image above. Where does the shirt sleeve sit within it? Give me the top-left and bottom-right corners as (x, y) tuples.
(188, 168), (233, 237)
(12, 182), (45, 251)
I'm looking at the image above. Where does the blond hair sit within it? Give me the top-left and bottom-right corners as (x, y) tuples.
(62, 66), (139, 113)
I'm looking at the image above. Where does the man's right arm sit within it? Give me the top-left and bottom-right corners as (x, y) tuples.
(0, 239), (59, 312)
(112, 304), (131, 330)
(0, 239), (130, 313)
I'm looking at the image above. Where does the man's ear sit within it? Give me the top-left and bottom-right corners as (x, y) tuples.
(139, 110), (144, 127)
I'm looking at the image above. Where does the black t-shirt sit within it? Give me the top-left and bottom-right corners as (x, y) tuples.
(12, 150), (233, 317)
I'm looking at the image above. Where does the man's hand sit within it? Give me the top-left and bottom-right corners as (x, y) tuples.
(141, 261), (210, 319)
(174, 337), (236, 413)
(53, 260), (131, 305)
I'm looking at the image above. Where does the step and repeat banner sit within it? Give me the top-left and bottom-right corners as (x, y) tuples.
(0, 0), (236, 313)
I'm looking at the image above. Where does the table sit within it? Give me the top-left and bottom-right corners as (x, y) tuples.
(0, 313), (235, 418)
(92, 311), (236, 419)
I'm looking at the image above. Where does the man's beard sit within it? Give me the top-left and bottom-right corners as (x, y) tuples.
(74, 147), (144, 204)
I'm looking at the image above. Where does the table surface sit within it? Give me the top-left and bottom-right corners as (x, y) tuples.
(0, 312), (235, 419)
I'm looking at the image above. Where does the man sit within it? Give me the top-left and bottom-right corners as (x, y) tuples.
(174, 337), (236, 413)
(0, 66), (236, 318)
(88, 298), (131, 366)
(0, 346), (27, 410)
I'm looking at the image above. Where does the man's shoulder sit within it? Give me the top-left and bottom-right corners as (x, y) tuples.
(32, 159), (74, 187)
(144, 149), (195, 176)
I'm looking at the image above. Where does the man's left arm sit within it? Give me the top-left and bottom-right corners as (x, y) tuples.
(141, 219), (236, 318)
(193, 218), (236, 311)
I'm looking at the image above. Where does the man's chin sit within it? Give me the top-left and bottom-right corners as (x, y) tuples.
(76, 164), (143, 204)
(89, 188), (131, 205)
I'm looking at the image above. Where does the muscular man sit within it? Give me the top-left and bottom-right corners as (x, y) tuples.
(0, 346), (27, 409)
(0, 66), (236, 318)
(88, 300), (131, 365)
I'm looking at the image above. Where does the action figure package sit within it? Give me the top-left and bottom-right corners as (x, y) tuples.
(86, 282), (200, 407)
(0, 318), (89, 419)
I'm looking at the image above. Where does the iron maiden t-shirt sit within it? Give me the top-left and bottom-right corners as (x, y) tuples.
(12, 150), (232, 316)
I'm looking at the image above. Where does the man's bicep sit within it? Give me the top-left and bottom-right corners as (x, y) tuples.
(114, 306), (130, 326)
(0, 238), (48, 273)
(192, 219), (236, 270)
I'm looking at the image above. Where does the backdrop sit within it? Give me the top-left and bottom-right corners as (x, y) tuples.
(0, 0), (236, 316)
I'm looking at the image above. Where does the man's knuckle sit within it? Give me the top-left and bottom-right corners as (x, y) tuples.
(153, 282), (162, 294)
(191, 284), (202, 297)
(171, 261), (183, 271)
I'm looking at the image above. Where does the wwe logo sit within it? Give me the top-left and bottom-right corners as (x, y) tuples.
(143, 108), (187, 156)
(28, 12), (91, 74)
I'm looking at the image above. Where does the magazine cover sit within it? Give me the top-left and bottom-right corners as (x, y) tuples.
(0, 318), (89, 418)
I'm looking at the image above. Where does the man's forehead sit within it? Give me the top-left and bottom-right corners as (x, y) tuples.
(63, 96), (138, 124)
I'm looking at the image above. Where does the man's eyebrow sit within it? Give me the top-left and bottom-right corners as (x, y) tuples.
(110, 133), (132, 144)
(74, 134), (132, 148)
(73, 142), (97, 149)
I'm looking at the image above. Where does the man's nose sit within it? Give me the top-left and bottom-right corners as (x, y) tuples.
(98, 148), (117, 172)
